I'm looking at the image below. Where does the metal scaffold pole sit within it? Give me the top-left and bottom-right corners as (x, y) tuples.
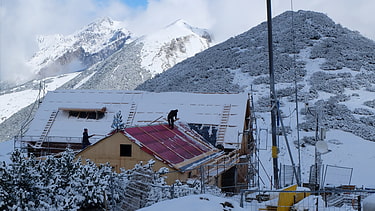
(266, 0), (279, 189)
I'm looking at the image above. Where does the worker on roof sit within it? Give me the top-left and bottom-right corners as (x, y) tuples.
(82, 128), (95, 149)
(167, 109), (178, 129)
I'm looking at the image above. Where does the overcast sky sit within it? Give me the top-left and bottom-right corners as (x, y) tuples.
(1, 0), (374, 83)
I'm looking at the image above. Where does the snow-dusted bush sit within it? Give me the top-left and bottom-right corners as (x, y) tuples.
(310, 30), (375, 72)
(277, 86), (300, 98)
(355, 72), (375, 87)
(300, 97), (375, 141)
(300, 136), (317, 146)
(0, 149), (228, 210)
(353, 108), (374, 115)
(364, 99), (375, 109)
(255, 96), (271, 113)
(310, 72), (345, 94)
(122, 160), (207, 210)
(0, 150), (126, 210)
(366, 85), (375, 92)
(360, 116), (375, 127)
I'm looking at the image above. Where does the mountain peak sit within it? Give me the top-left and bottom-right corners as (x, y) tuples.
(137, 19), (212, 75)
(28, 17), (132, 77)
(81, 17), (127, 34)
(166, 19), (190, 28)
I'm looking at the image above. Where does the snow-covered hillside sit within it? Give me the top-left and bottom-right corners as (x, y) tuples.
(0, 73), (81, 141)
(137, 10), (375, 187)
(0, 73), (79, 125)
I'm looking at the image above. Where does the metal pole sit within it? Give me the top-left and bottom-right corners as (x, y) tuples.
(315, 114), (319, 188)
(278, 110), (301, 186)
(290, 1), (302, 185)
(266, 0), (279, 189)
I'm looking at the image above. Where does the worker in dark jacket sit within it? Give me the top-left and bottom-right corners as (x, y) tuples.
(82, 128), (95, 149)
(167, 109), (178, 129)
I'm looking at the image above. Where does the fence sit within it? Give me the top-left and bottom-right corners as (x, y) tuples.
(239, 187), (375, 210)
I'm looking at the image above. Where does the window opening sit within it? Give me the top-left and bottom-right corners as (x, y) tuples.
(120, 144), (132, 157)
(68, 110), (105, 120)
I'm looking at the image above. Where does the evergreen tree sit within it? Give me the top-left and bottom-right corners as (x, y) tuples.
(0, 149), (131, 210)
(0, 160), (11, 209)
(1, 150), (212, 210)
(111, 110), (125, 132)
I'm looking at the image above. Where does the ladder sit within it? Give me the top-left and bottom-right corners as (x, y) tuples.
(125, 103), (137, 127)
(216, 104), (231, 146)
(35, 110), (58, 148)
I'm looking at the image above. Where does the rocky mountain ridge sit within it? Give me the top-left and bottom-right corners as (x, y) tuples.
(28, 17), (132, 79)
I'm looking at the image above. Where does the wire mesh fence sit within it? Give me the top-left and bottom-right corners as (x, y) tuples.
(238, 187), (374, 210)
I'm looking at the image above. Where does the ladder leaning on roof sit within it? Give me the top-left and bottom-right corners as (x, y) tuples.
(33, 110), (58, 148)
(125, 102), (137, 127)
(216, 104), (231, 147)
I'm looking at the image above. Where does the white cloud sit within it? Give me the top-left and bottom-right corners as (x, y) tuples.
(1, 0), (374, 84)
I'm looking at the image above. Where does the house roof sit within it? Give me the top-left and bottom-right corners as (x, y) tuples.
(123, 123), (222, 171)
(25, 90), (249, 149)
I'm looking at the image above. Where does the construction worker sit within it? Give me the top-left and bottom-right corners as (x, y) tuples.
(82, 128), (95, 149)
(167, 109), (178, 129)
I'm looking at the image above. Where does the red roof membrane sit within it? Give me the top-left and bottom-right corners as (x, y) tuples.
(125, 124), (213, 165)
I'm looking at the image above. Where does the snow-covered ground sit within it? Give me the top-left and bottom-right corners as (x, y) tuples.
(231, 42), (375, 189)
(138, 194), (245, 211)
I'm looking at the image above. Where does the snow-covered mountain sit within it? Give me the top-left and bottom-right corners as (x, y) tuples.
(28, 17), (132, 78)
(139, 19), (212, 76)
(0, 18), (212, 141)
(59, 19), (212, 90)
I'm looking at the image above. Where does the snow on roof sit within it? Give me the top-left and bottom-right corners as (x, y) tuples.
(25, 90), (248, 149)
(124, 123), (222, 171)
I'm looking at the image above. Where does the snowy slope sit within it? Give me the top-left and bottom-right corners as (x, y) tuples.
(137, 10), (375, 187)
(236, 46), (375, 188)
(0, 73), (79, 125)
